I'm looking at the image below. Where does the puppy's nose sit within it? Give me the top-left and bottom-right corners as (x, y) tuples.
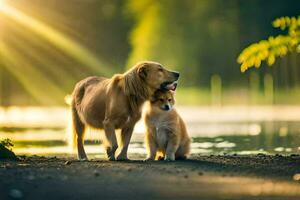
(173, 72), (180, 79)
(164, 105), (170, 110)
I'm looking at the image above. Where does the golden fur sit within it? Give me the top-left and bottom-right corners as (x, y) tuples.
(144, 90), (191, 161)
(71, 61), (179, 161)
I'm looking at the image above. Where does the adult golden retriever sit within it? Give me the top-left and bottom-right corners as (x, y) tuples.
(71, 61), (179, 161)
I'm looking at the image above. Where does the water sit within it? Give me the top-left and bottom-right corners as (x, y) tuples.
(1, 106), (300, 156)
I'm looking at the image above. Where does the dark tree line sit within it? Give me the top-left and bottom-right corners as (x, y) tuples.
(0, 0), (300, 105)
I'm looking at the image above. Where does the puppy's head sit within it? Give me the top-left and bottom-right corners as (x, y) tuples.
(150, 90), (175, 111)
(136, 61), (179, 91)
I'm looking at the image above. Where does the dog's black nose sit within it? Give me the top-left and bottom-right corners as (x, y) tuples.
(173, 72), (180, 79)
(164, 105), (170, 110)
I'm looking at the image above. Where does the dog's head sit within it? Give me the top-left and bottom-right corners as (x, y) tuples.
(150, 90), (175, 111)
(136, 61), (179, 91)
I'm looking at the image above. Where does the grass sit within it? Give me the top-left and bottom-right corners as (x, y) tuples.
(0, 139), (17, 160)
(0, 139), (14, 150)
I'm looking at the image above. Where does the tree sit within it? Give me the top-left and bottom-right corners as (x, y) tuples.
(238, 16), (300, 72)
(126, 0), (240, 86)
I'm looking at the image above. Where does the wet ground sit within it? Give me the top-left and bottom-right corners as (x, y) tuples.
(1, 154), (300, 200)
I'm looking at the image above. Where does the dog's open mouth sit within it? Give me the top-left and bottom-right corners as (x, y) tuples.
(161, 81), (178, 91)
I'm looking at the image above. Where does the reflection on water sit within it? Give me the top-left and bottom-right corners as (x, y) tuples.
(1, 106), (300, 156)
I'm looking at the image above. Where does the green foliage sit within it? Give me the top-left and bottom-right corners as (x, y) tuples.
(127, 0), (240, 86)
(238, 16), (300, 72)
(0, 139), (14, 150)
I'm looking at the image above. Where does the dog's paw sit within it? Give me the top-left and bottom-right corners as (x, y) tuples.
(116, 154), (130, 161)
(116, 157), (130, 161)
(108, 156), (116, 161)
(78, 157), (88, 162)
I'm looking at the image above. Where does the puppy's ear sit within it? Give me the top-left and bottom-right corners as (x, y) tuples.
(170, 90), (176, 96)
(138, 64), (147, 79)
(150, 96), (156, 103)
(150, 90), (159, 103)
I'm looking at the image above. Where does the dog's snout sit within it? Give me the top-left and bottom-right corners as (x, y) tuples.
(173, 72), (180, 79)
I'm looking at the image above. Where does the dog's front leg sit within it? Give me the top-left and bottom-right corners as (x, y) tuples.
(144, 127), (157, 161)
(165, 133), (180, 161)
(116, 126), (134, 161)
(103, 118), (118, 161)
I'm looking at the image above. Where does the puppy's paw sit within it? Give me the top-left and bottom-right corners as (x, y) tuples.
(164, 158), (175, 162)
(143, 157), (154, 162)
(157, 156), (165, 161)
(165, 155), (175, 161)
(176, 155), (187, 160)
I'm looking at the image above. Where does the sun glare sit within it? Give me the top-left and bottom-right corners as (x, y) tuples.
(0, 1), (112, 76)
(0, 0), (6, 10)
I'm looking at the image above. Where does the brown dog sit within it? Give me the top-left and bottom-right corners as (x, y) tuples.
(71, 61), (179, 161)
(144, 90), (190, 161)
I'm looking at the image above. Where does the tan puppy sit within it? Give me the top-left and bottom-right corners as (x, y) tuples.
(71, 61), (179, 161)
(144, 90), (190, 161)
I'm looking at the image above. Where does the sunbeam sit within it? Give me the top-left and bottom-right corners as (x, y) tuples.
(0, 2), (113, 76)
(0, 0), (4, 7)
(6, 30), (77, 88)
(0, 42), (66, 104)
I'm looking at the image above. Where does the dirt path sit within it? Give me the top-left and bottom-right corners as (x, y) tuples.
(1, 154), (300, 200)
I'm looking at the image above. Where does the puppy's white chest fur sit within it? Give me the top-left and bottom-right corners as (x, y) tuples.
(149, 117), (173, 149)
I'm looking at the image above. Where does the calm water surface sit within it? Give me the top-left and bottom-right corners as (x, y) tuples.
(1, 106), (300, 156)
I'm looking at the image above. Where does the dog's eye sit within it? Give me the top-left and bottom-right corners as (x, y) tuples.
(159, 98), (164, 102)
(158, 68), (163, 72)
(168, 99), (172, 102)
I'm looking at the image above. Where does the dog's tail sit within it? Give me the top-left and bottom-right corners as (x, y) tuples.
(70, 100), (86, 147)
(67, 88), (86, 152)
(67, 101), (77, 152)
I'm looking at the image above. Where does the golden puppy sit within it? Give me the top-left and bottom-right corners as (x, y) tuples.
(71, 61), (179, 161)
(144, 90), (190, 161)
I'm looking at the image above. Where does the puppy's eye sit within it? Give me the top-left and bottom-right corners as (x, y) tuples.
(168, 99), (172, 102)
(158, 68), (163, 72)
(159, 98), (164, 102)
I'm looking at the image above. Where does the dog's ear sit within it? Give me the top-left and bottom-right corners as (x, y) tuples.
(138, 64), (148, 79)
